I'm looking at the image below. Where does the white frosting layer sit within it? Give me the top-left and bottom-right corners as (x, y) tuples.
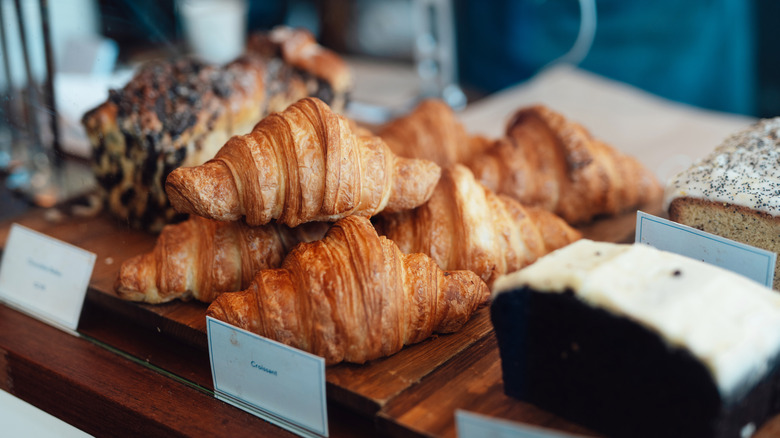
(663, 117), (780, 215)
(493, 239), (780, 397)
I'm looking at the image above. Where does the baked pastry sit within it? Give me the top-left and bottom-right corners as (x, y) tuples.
(491, 239), (780, 438)
(83, 56), (265, 231)
(114, 215), (329, 304)
(666, 118), (780, 290)
(468, 105), (663, 224)
(247, 26), (352, 114)
(373, 164), (581, 286)
(166, 98), (441, 227)
(83, 29), (351, 232)
(378, 99), (490, 167)
(207, 215), (489, 365)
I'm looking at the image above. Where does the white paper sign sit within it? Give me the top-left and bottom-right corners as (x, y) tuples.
(456, 410), (586, 438)
(207, 317), (328, 438)
(0, 223), (96, 333)
(635, 211), (776, 287)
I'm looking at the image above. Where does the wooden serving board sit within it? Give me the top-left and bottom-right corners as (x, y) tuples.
(0, 198), (661, 424)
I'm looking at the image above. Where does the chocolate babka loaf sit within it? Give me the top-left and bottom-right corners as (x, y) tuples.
(82, 27), (351, 231)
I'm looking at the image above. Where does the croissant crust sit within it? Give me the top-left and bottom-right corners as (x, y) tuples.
(206, 215), (489, 365)
(375, 164), (581, 285)
(115, 216), (329, 303)
(166, 98), (441, 227)
(468, 105), (662, 224)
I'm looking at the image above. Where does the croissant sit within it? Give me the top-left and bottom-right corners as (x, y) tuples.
(166, 97), (441, 227)
(206, 215), (489, 365)
(115, 216), (329, 304)
(374, 164), (581, 286)
(467, 105), (663, 224)
(378, 99), (490, 167)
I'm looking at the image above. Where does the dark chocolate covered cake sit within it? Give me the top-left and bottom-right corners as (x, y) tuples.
(491, 239), (780, 438)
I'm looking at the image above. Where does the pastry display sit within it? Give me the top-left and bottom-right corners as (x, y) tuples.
(665, 118), (780, 290)
(115, 216), (330, 304)
(207, 215), (489, 365)
(491, 239), (780, 438)
(9, 4), (765, 435)
(374, 164), (581, 286)
(82, 28), (351, 232)
(468, 105), (663, 224)
(165, 97), (441, 227)
(378, 99), (490, 167)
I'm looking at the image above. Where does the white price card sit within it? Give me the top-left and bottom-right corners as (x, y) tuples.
(456, 410), (587, 438)
(635, 211), (776, 287)
(0, 223), (96, 334)
(207, 317), (328, 438)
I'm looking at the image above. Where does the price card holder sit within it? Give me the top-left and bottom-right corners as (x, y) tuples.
(0, 223), (96, 335)
(456, 410), (586, 438)
(635, 211), (776, 287)
(207, 317), (328, 438)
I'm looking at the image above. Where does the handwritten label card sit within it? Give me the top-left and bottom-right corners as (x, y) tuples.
(635, 211), (776, 287)
(0, 223), (96, 334)
(456, 410), (587, 438)
(207, 317), (328, 438)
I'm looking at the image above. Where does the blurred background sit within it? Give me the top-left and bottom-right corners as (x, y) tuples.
(0, 0), (776, 212)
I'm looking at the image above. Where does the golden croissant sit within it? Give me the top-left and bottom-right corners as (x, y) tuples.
(115, 215), (329, 304)
(206, 215), (489, 365)
(378, 99), (490, 167)
(166, 98), (441, 227)
(374, 164), (581, 286)
(468, 105), (662, 224)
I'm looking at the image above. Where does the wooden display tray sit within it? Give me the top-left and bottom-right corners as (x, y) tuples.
(0, 198), (684, 437)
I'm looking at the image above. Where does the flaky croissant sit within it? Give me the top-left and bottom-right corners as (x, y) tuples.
(378, 99), (490, 167)
(206, 215), (489, 365)
(115, 216), (329, 304)
(374, 164), (581, 286)
(166, 98), (441, 227)
(468, 105), (662, 224)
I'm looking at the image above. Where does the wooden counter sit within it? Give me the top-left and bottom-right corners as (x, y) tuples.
(0, 196), (663, 437)
(0, 296), (376, 437)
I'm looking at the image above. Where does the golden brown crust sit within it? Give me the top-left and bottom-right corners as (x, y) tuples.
(206, 215), (489, 365)
(378, 99), (490, 167)
(114, 215), (330, 303)
(166, 98), (441, 227)
(468, 105), (663, 224)
(374, 164), (581, 285)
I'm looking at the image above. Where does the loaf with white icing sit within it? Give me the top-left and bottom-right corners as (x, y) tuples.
(665, 118), (780, 289)
(491, 239), (780, 438)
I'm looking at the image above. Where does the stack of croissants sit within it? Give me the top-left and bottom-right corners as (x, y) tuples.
(114, 97), (662, 365)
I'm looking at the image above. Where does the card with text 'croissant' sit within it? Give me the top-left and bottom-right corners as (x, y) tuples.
(207, 317), (328, 438)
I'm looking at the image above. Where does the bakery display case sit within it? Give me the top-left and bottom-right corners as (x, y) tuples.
(3, 1), (780, 437)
